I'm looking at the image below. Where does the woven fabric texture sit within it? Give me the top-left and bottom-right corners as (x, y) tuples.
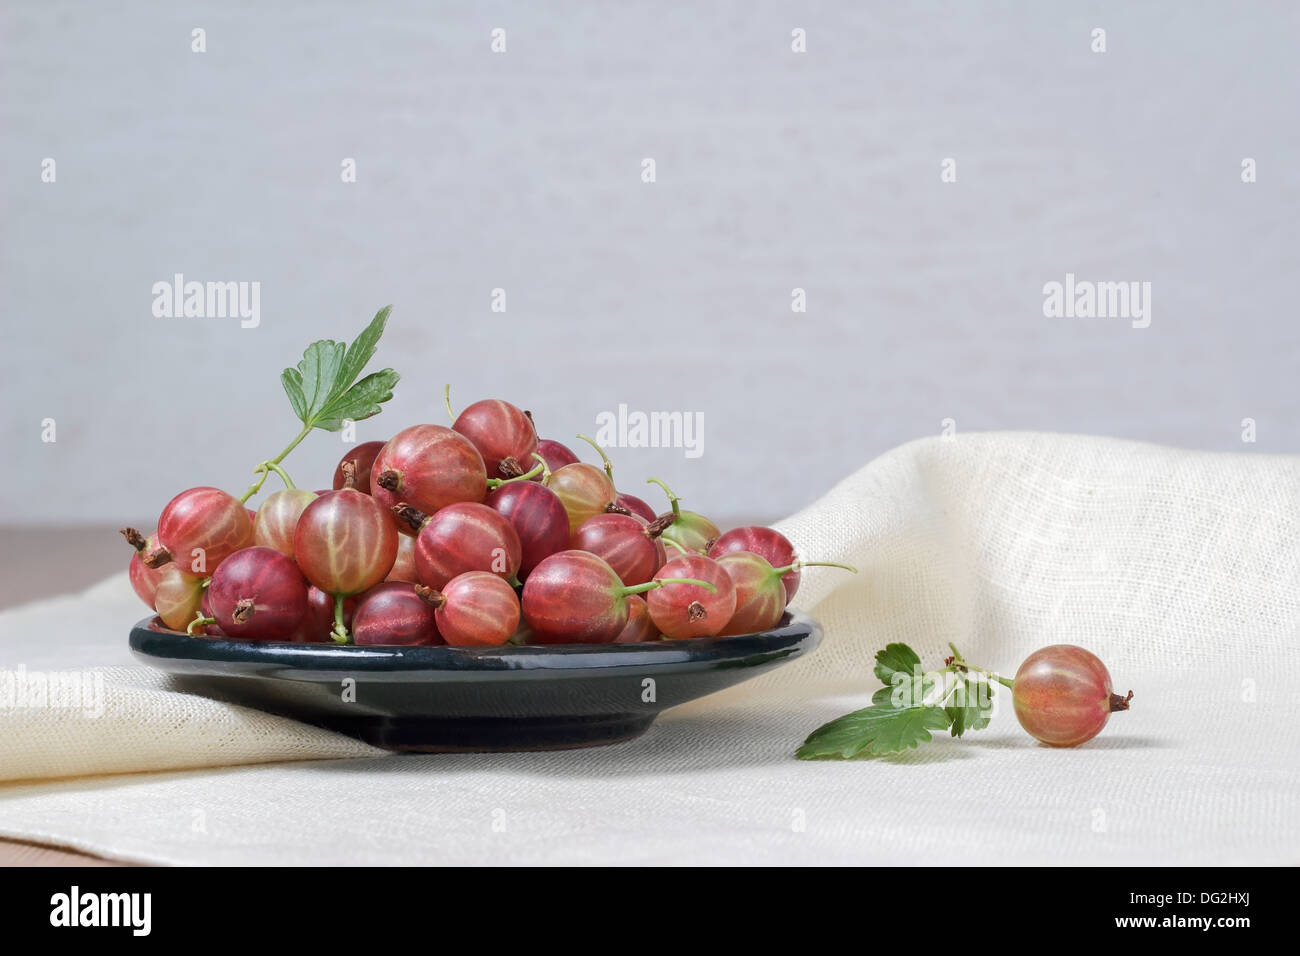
(1, 433), (1295, 864)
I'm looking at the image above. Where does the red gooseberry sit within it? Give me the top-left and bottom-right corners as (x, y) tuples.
(294, 487), (398, 598)
(145, 486), (253, 575)
(206, 546), (309, 641)
(715, 551), (855, 635)
(522, 550), (716, 644)
(385, 533), (417, 583)
(120, 527), (171, 609)
(333, 440), (387, 493)
(252, 488), (318, 559)
(154, 569), (207, 631)
(352, 582), (442, 646)
(449, 391), (538, 479)
(485, 480), (570, 577)
(545, 463), (617, 533)
(573, 433), (655, 522)
(533, 438), (579, 478)
(645, 554), (736, 639)
(417, 572), (521, 647)
(570, 512), (671, 586)
(612, 594), (659, 643)
(709, 525), (801, 602)
(370, 424), (488, 523)
(394, 501), (522, 590)
(1012, 645), (1133, 747)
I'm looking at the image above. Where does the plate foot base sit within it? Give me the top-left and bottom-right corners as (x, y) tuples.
(317, 713), (658, 752)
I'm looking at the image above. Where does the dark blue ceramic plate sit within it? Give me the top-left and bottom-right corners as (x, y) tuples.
(129, 612), (821, 752)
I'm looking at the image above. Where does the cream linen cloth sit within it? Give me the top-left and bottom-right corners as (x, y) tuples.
(1, 433), (1296, 865)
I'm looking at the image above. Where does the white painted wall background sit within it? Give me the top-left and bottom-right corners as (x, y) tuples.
(3, 1), (1298, 525)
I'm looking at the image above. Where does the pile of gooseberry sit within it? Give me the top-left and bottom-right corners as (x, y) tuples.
(123, 400), (855, 647)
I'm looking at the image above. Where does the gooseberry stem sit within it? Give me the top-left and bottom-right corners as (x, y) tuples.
(944, 642), (1015, 689)
(444, 384), (456, 421)
(238, 423), (312, 503)
(644, 514), (675, 538)
(771, 560), (858, 575)
(239, 468), (270, 504)
(662, 538), (689, 555)
(263, 461), (296, 489)
(485, 459), (545, 487)
(331, 594), (350, 644)
(338, 459), (357, 490)
(576, 433), (615, 479)
(187, 615), (216, 635)
(646, 477), (681, 516)
(120, 527), (149, 553)
(530, 451), (552, 482)
(620, 576), (717, 597)
(414, 585), (446, 608)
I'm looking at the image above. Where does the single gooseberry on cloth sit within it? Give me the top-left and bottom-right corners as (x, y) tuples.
(1012, 645), (1132, 747)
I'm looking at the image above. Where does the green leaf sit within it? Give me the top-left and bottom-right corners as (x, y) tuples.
(312, 368), (400, 431)
(281, 368), (308, 421)
(944, 676), (995, 738)
(291, 339), (346, 419)
(870, 686), (896, 707)
(281, 306), (399, 431)
(796, 704), (950, 760)
(337, 306), (392, 394)
(874, 642), (922, 686)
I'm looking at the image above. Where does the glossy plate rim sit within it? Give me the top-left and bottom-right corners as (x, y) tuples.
(129, 609), (821, 675)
